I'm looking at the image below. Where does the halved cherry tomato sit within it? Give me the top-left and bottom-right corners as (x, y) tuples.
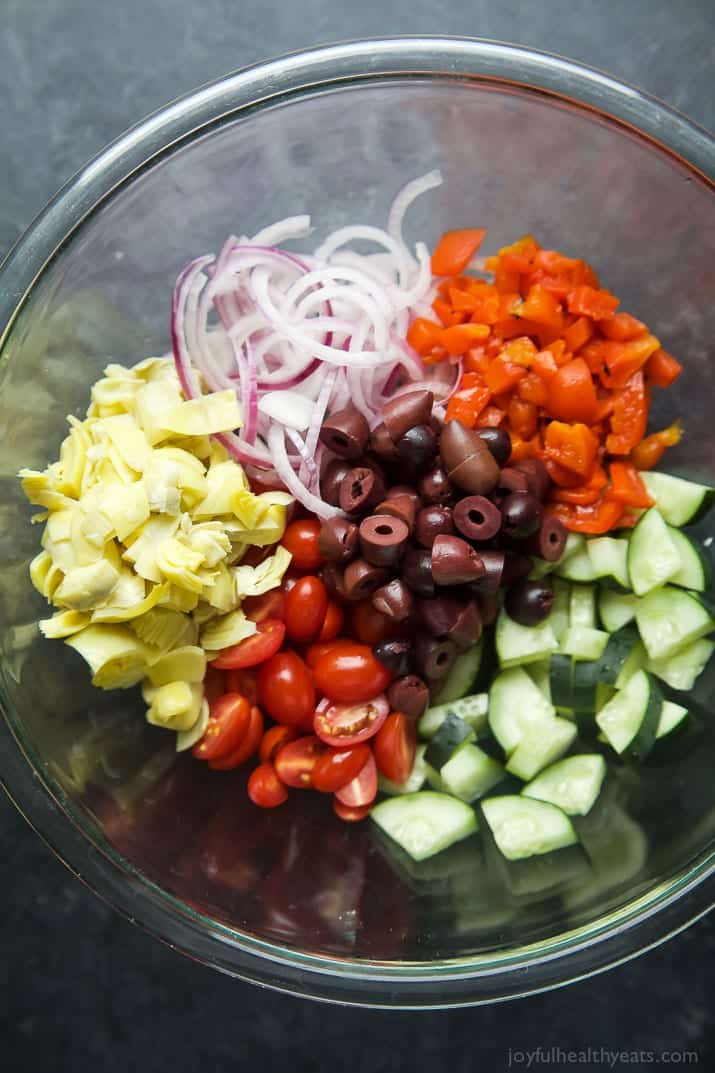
(208, 705), (265, 770)
(284, 576), (329, 644)
(335, 752), (378, 808)
(351, 600), (398, 644)
(332, 799), (372, 823)
(274, 734), (324, 789)
(203, 664), (225, 704)
(281, 518), (324, 571)
(212, 619), (286, 670)
(313, 642), (393, 704)
(305, 638), (350, 670)
(373, 711), (417, 784)
(247, 763), (289, 808)
(259, 724), (302, 763)
(319, 600), (344, 641)
(224, 666), (259, 704)
(311, 743), (372, 793)
(242, 588), (286, 624)
(258, 650), (316, 729)
(192, 693), (251, 761)
(313, 694), (390, 747)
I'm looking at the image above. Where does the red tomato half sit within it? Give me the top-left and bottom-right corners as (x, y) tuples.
(258, 651), (316, 729)
(259, 724), (301, 764)
(319, 600), (344, 641)
(313, 694), (389, 747)
(203, 664), (226, 704)
(247, 763), (289, 808)
(311, 743), (372, 793)
(242, 588), (286, 624)
(224, 667), (259, 704)
(305, 638), (350, 670)
(373, 711), (417, 784)
(208, 705), (264, 770)
(312, 642), (393, 704)
(333, 799), (372, 823)
(212, 619), (286, 670)
(351, 600), (398, 645)
(335, 752), (378, 808)
(281, 518), (324, 571)
(274, 735), (325, 789)
(284, 576), (328, 644)
(192, 693), (251, 761)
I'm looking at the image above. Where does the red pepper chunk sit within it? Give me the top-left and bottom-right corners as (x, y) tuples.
(567, 285), (620, 321)
(606, 371), (649, 455)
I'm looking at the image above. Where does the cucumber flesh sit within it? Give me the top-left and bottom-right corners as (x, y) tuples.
(418, 694), (488, 740)
(646, 638), (715, 691)
(587, 537), (630, 589)
(595, 669), (661, 759)
(505, 717), (578, 781)
(635, 586), (714, 661)
(555, 544), (600, 582)
(656, 700), (689, 740)
(527, 659), (552, 700)
(522, 754), (606, 816)
(431, 642), (483, 705)
(550, 578), (571, 643)
(378, 744), (429, 796)
(666, 527), (710, 592)
(614, 642), (647, 689)
(597, 626), (640, 685)
(569, 583), (597, 629)
(640, 470), (715, 527)
(549, 654), (573, 709)
(370, 791), (478, 861)
(481, 795), (578, 860)
(496, 608), (558, 668)
(424, 712), (474, 770)
(439, 742), (506, 802)
(627, 508), (681, 595)
(599, 589), (640, 633)
(560, 625), (609, 661)
(488, 667), (556, 755)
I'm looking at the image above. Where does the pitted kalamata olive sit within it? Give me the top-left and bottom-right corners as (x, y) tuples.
(342, 558), (388, 600)
(431, 535), (486, 585)
(396, 423), (438, 473)
(387, 675), (430, 720)
(500, 491), (544, 539)
(414, 635), (458, 681)
(375, 494), (418, 533)
(318, 517), (359, 563)
(475, 426), (512, 467)
(371, 578), (414, 622)
(514, 458), (550, 502)
(452, 495), (502, 541)
(373, 639), (413, 676)
(381, 390), (434, 442)
(319, 407), (369, 459)
(526, 516), (568, 562)
(401, 548), (435, 597)
(501, 550), (534, 586)
(440, 420), (500, 495)
(494, 467), (529, 500)
(370, 421), (399, 462)
(321, 459), (352, 506)
(359, 514), (409, 567)
(339, 467), (386, 516)
(505, 579), (554, 626)
(415, 505), (455, 548)
(418, 465), (453, 505)
(469, 549), (506, 594)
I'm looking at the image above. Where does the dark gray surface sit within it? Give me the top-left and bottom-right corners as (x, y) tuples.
(1, 1), (714, 1069)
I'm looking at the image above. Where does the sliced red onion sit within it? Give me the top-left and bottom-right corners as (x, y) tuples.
(387, 169), (443, 251)
(268, 425), (342, 520)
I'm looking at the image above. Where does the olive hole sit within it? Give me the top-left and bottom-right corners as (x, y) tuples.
(469, 510), (485, 525)
(375, 524), (393, 535)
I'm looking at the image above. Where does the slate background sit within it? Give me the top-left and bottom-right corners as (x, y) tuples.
(1, 2), (713, 1069)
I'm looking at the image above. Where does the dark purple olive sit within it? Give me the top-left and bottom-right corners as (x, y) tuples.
(475, 426), (512, 467)
(342, 558), (388, 600)
(477, 592), (499, 627)
(526, 516), (568, 563)
(321, 459), (352, 506)
(387, 675), (430, 720)
(359, 514), (410, 567)
(431, 535), (486, 585)
(505, 579), (554, 626)
(375, 494), (418, 534)
(501, 550), (534, 586)
(370, 421), (399, 462)
(468, 549), (505, 594)
(318, 517), (359, 563)
(514, 458), (550, 502)
(452, 495), (501, 541)
(414, 635), (457, 681)
(381, 389), (434, 442)
(440, 420), (500, 495)
(418, 465), (453, 505)
(493, 467), (529, 501)
(414, 505), (455, 548)
(339, 467), (386, 516)
(401, 548), (435, 597)
(500, 491), (544, 539)
(396, 423), (438, 474)
(371, 578), (413, 622)
(321, 563), (347, 601)
(373, 639), (412, 677)
(319, 407), (369, 459)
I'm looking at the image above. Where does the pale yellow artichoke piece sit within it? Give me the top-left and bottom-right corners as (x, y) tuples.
(130, 606), (196, 650)
(70, 508), (107, 566)
(152, 447), (208, 510)
(39, 610), (91, 639)
(147, 645), (207, 686)
(146, 681), (203, 731)
(203, 562), (238, 612)
(57, 418), (91, 498)
(66, 624), (158, 689)
(133, 378), (184, 445)
(54, 559), (120, 611)
(46, 509), (74, 544)
(142, 453), (182, 515)
(200, 608), (257, 652)
(186, 521), (232, 567)
(29, 550), (53, 595)
(99, 481), (150, 543)
(162, 390), (242, 437)
(193, 460), (249, 518)
(90, 373), (141, 416)
(155, 537), (206, 593)
(176, 698), (210, 752)
(122, 514), (180, 582)
(18, 469), (74, 512)
(232, 545), (291, 598)
(102, 413), (153, 473)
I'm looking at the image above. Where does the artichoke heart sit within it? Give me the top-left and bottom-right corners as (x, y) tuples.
(66, 624), (159, 689)
(162, 390), (242, 437)
(54, 559), (120, 611)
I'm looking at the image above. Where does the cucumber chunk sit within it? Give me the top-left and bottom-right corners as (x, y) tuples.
(569, 583), (597, 629)
(597, 626), (640, 685)
(635, 586), (714, 661)
(587, 536), (630, 589)
(496, 608), (558, 668)
(378, 744), (429, 796)
(599, 589), (640, 633)
(371, 792), (478, 861)
(488, 667), (556, 755)
(666, 527), (711, 592)
(640, 470), (715, 527)
(505, 717), (578, 781)
(560, 625), (609, 661)
(439, 743), (506, 802)
(656, 700), (689, 740)
(480, 795), (578, 860)
(645, 638), (715, 691)
(424, 713), (474, 770)
(595, 669), (661, 759)
(431, 642), (483, 705)
(522, 754), (607, 815)
(418, 694), (489, 740)
(627, 508), (681, 595)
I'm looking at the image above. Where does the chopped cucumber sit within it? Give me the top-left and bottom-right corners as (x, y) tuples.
(595, 669), (661, 759)
(370, 792), (478, 861)
(656, 700), (689, 740)
(599, 589), (640, 633)
(481, 795), (578, 860)
(550, 578), (571, 643)
(418, 694), (489, 740)
(635, 586), (714, 661)
(560, 625), (609, 661)
(431, 642), (483, 705)
(569, 583), (597, 629)
(666, 527), (711, 592)
(555, 543), (600, 582)
(646, 638), (715, 691)
(522, 754), (606, 815)
(424, 712), (474, 770)
(640, 470), (715, 527)
(587, 537), (630, 589)
(529, 557), (556, 580)
(488, 667), (556, 755)
(627, 508), (681, 595)
(597, 626), (640, 685)
(614, 642), (647, 689)
(495, 608), (558, 668)
(526, 659), (552, 700)
(439, 742), (506, 802)
(378, 744), (428, 796)
(571, 659), (600, 714)
(549, 654), (574, 709)
(505, 717), (578, 781)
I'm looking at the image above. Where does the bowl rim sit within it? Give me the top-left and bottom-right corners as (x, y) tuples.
(1, 36), (713, 1006)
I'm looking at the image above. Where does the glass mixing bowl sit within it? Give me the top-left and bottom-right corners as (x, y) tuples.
(1, 39), (713, 1007)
